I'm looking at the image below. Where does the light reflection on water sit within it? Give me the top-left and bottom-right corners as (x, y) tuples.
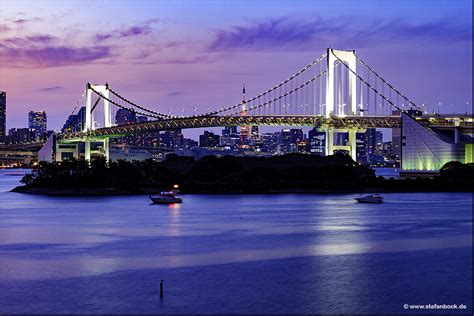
(0, 170), (472, 281)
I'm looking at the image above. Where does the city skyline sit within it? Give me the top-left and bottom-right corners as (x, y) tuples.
(0, 0), (472, 137)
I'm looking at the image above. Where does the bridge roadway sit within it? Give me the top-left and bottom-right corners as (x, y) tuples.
(57, 115), (402, 142)
(57, 114), (474, 142)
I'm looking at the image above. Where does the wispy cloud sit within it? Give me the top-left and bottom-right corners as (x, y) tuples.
(1, 45), (112, 67)
(40, 86), (64, 92)
(11, 17), (42, 25)
(207, 16), (472, 52)
(168, 91), (183, 96)
(95, 18), (159, 42)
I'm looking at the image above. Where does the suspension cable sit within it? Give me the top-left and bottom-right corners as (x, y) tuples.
(330, 50), (403, 113)
(88, 85), (165, 119)
(225, 69), (328, 116)
(107, 87), (175, 119)
(355, 53), (421, 110)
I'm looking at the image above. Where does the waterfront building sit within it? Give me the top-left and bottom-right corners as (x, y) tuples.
(401, 113), (473, 172)
(28, 111), (47, 141)
(0, 91), (6, 145)
(7, 128), (34, 144)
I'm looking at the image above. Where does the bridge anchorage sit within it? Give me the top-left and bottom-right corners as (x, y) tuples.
(41, 48), (473, 172)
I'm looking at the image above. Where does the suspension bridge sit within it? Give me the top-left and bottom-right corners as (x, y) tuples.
(42, 48), (472, 172)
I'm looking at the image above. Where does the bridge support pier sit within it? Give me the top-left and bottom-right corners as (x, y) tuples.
(103, 139), (109, 161)
(85, 139), (91, 161)
(325, 127), (363, 162)
(325, 128), (334, 157)
(54, 143), (80, 161)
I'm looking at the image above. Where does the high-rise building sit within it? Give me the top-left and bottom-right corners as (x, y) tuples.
(261, 132), (280, 153)
(250, 126), (260, 145)
(199, 131), (220, 147)
(356, 132), (368, 164)
(280, 129), (303, 153)
(365, 128), (377, 157)
(375, 130), (384, 155)
(307, 128), (326, 155)
(0, 91), (6, 145)
(115, 108), (137, 125)
(7, 128), (34, 145)
(28, 111), (47, 141)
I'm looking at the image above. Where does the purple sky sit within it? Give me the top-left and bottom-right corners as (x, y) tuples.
(0, 0), (472, 138)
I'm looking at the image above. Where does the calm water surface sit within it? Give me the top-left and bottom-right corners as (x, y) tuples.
(0, 169), (471, 314)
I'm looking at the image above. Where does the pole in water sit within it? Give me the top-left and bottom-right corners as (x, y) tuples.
(160, 280), (164, 297)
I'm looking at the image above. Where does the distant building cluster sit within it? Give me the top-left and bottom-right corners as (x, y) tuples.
(58, 105), (400, 166)
(0, 93), (398, 167)
(189, 126), (397, 166)
(0, 91), (50, 147)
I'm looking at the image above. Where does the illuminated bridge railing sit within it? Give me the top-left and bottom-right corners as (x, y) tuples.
(57, 115), (402, 141)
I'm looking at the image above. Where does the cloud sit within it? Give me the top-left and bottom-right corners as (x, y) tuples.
(11, 17), (42, 24)
(207, 16), (472, 52)
(40, 86), (64, 92)
(0, 24), (9, 32)
(120, 25), (152, 37)
(26, 35), (56, 44)
(168, 92), (183, 96)
(140, 55), (217, 65)
(95, 19), (159, 42)
(1, 45), (112, 67)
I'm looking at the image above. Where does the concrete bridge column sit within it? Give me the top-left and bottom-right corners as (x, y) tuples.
(85, 139), (91, 161)
(103, 139), (109, 161)
(348, 129), (357, 161)
(325, 128), (334, 156)
(54, 143), (79, 161)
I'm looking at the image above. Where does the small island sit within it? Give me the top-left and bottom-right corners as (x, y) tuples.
(12, 154), (474, 196)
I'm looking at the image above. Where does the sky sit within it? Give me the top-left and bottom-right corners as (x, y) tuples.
(0, 0), (472, 139)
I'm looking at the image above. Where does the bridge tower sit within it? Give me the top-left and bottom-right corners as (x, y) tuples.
(325, 49), (362, 161)
(84, 83), (112, 161)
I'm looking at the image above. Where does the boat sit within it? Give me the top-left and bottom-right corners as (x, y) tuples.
(355, 194), (384, 203)
(150, 185), (182, 204)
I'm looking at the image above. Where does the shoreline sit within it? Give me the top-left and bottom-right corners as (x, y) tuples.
(11, 185), (473, 196)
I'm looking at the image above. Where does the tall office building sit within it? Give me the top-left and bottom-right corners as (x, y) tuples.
(115, 108), (137, 125)
(356, 132), (368, 164)
(365, 128), (377, 157)
(307, 128), (326, 155)
(199, 131), (220, 147)
(0, 92), (6, 145)
(250, 126), (260, 144)
(28, 111), (47, 141)
(280, 128), (304, 153)
(7, 128), (34, 145)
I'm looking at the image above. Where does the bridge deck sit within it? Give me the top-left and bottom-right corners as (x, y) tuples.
(57, 114), (473, 142)
(58, 115), (403, 141)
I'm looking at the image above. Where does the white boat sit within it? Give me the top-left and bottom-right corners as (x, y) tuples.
(150, 191), (182, 204)
(355, 194), (384, 203)
(150, 185), (182, 204)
